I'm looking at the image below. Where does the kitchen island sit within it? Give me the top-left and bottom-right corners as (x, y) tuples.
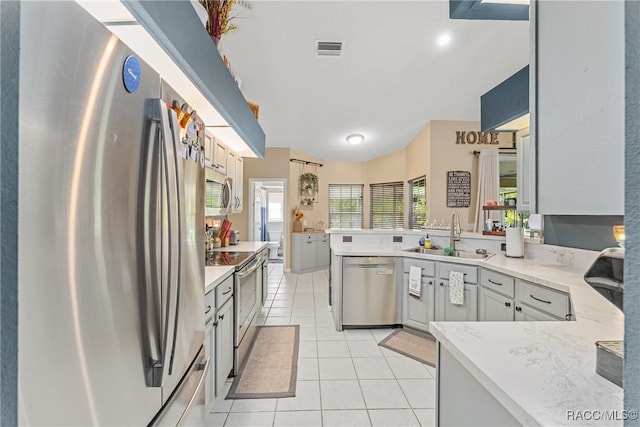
(329, 230), (624, 426)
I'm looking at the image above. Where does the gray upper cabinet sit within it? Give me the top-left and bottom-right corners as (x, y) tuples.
(480, 66), (529, 132)
(123, 1), (266, 158)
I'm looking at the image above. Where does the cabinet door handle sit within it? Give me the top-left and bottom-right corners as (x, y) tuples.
(529, 294), (552, 304)
(218, 314), (225, 320)
(515, 306), (522, 312)
(440, 282), (444, 286)
(488, 279), (503, 286)
(213, 321), (219, 327)
(306, 241), (312, 244)
(504, 302), (511, 307)
(205, 305), (212, 315)
(428, 280), (433, 285)
(222, 287), (232, 295)
(565, 314), (572, 321)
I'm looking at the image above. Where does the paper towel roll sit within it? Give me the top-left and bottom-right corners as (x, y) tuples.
(506, 227), (525, 258)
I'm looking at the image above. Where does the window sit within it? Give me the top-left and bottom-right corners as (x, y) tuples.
(328, 184), (364, 229)
(370, 182), (404, 229)
(267, 191), (283, 221)
(499, 152), (530, 229)
(408, 176), (426, 230)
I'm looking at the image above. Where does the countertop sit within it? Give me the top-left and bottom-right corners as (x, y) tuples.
(331, 243), (624, 426)
(204, 241), (268, 294)
(205, 266), (234, 295)
(208, 241), (268, 253)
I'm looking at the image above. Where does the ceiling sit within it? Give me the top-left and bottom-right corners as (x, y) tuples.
(218, 1), (530, 162)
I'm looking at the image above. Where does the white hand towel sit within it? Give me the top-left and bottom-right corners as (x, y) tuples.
(449, 271), (465, 305)
(409, 266), (421, 299)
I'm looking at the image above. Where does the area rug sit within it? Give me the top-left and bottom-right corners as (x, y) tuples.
(378, 329), (437, 367)
(227, 325), (299, 399)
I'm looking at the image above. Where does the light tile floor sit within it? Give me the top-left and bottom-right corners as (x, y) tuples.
(207, 263), (436, 427)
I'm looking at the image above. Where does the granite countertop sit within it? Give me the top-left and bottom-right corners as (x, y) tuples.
(331, 243), (624, 426)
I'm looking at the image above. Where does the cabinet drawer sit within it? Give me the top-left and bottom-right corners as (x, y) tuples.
(517, 280), (571, 319)
(215, 275), (234, 309)
(439, 263), (478, 284)
(403, 258), (436, 276)
(205, 289), (215, 321)
(481, 269), (515, 298)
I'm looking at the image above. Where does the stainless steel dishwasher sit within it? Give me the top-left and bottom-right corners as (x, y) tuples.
(342, 257), (397, 326)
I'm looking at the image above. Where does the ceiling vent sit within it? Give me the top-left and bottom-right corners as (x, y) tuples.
(316, 41), (343, 57)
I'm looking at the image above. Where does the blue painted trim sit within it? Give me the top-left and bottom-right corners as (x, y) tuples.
(124, 1), (265, 158)
(481, 65), (529, 131)
(450, 0), (529, 21)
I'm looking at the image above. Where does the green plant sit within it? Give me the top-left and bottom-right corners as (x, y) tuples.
(299, 173), (319, 193)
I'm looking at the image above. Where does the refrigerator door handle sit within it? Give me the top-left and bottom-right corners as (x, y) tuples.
(166, 107), (184, 377)
(141, 102), (163, 386)
(149, 99), (181, 386)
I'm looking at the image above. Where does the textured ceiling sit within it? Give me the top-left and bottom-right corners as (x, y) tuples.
(219, 1), (530, 161)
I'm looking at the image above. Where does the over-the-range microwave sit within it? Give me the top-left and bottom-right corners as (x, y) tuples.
(205, 167), (232, 216)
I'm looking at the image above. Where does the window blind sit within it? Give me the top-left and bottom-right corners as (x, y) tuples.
(408, 176), (426, 230)
(328, 184), (364, 229)
(370, 182), (404, 229)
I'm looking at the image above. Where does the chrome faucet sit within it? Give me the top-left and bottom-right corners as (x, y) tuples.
(450, 212), (461, 251)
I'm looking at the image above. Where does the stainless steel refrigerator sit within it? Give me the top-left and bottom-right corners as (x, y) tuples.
(18, 2), (207, 425)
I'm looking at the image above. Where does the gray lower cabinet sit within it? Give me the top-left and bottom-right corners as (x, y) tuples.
(479, 287), (515, 321)
(437, 344), (520, 426)
(435, 263), (478, 322)
(215, 298), (234, 396)
(515, 303), (559, 321)
(435, 280), (479, 321)
(402, 259), (437, 332)
(478, 269), (572, 322)
(292, 233), (330, 273)
(204, 292), (216, 409)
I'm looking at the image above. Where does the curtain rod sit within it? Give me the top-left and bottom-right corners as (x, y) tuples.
(290, 158), (323, 167)
(471, 148), (517, 155)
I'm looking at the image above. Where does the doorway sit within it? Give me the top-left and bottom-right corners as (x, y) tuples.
(248, 178), (287, 264)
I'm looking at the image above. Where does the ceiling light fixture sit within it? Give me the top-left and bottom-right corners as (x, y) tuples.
(346, 134), (364, 145)
(436, 32), (452, 47)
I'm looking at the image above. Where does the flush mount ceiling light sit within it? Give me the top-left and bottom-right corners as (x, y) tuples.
(436, 32), (452, 47)
(346, 134), (364, 145)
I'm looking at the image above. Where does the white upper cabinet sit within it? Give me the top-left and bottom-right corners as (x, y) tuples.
(536, 1), (624, 215)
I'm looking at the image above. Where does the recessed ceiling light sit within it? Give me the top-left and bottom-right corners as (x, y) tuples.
(436, 32), (452, 47)
(346, 134), (364, 145)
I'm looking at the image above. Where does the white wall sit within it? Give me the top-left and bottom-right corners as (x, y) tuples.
(536, 1), (624, 215)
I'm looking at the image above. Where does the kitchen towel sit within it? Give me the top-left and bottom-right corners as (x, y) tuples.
(449, 271), (465, 305)
(409, 266), (421, 299)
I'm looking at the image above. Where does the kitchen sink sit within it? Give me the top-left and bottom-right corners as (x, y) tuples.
(404, 247), (445, 255)
(403, 247), (493, 260)
(449, 250), (493, 260)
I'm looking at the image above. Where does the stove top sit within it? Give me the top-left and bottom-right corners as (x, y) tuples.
(205, 251), (253, 268)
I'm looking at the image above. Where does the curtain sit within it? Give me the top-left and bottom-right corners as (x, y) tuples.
(474, 149), (500, 232)
(260, 207), (268, 241)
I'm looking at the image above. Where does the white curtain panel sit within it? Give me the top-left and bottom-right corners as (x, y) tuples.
(473, 149), (500, 232)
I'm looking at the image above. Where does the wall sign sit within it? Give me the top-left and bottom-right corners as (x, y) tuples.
(447, 171), (471, 207)
(455, 131), (500, 145)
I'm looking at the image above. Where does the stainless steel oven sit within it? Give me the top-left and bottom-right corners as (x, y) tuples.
(234, 253), (262, 371)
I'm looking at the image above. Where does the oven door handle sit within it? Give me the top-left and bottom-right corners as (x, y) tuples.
(237, 258), (261, 279)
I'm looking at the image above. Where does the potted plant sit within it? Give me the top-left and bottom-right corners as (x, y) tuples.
(199, 0), (247, 46)
(299, 172), (319, 194)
